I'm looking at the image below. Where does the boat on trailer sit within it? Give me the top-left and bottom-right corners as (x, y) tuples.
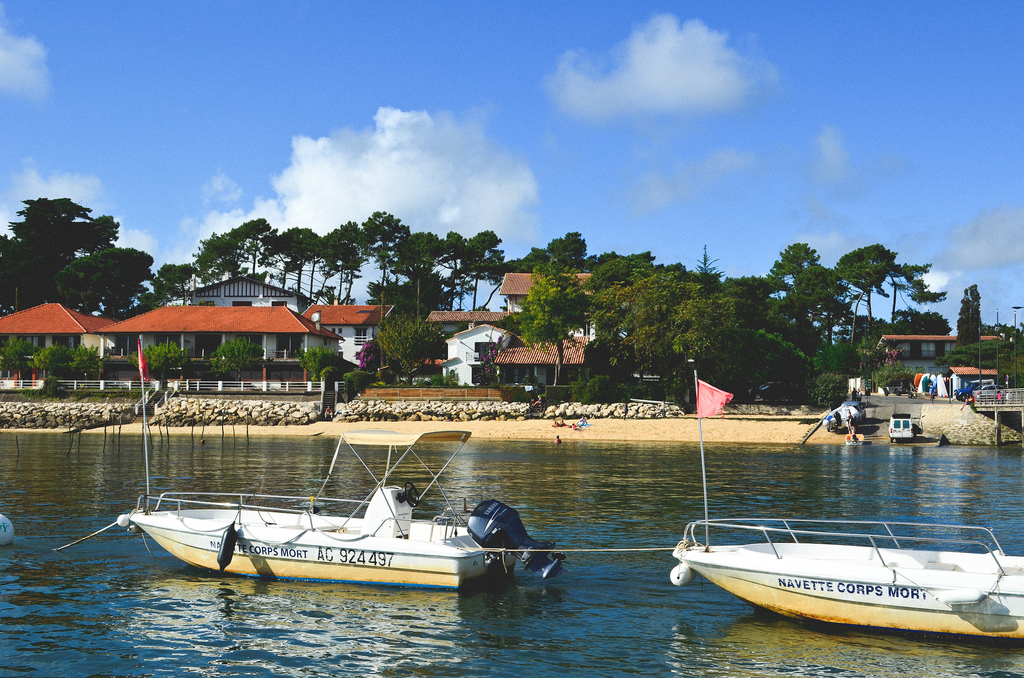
(118, 429), (565, 588)
(671, 518), (1024, 640)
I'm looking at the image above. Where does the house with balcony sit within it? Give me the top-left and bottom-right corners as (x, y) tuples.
(301, 304), (392, 365)
(190, 275), (309, 312)
(441, 324), (510, 385)
(877, 334), (998, 374)
(498, 272), (594, 338)
(98, 305), (340, 381)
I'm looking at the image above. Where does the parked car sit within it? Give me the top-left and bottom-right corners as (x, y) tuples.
(889, 413), (916, 443)
(955, 380), (997, 401)
(747, 382), (797, 403)
(883, 379), (915, 396)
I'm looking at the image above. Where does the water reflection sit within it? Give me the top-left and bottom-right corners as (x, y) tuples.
(4, 433), (1024, 675)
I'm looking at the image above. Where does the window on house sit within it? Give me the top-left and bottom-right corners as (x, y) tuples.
(17, 335), (45, 347)
(355, 328), (368, 346)
(921, 342), (936, 358)
(232, 300), (252, 306)
(237, 334), (263, 346)
(52, 335), (81, 348)
(271, 301), (288, 307)
(154, 334), (178, 346)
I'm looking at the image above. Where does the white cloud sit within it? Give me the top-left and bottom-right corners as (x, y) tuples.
(198, 107), (539, 245)
(202, 170), (242, 205)
(940, 205), (1024, 271)
(0, 5), (49, 100)
(811, 126), (853, 188)
(629, 148), (755, 214)
(546, 15), (773, 122)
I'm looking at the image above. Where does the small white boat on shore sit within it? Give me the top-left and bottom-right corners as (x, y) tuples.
(671, 518), (1024, 640)
(118, 429), (565, 589)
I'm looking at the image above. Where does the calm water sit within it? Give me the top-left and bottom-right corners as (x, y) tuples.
(3, 431), (1024, 676)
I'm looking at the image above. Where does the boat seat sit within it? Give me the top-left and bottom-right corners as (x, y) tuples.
(924, 561), (962, 572)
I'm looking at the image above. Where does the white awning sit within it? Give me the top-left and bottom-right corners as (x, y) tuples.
(340, 429), (471, 447)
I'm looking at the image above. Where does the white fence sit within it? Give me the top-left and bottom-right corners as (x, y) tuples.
(0, 379), (328, 393)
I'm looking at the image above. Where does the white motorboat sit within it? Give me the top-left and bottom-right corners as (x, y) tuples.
(671, 518), (1024, 640)
(118, 429), (565, 589)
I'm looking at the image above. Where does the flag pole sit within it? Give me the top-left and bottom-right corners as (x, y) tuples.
(694, 367), (710, 546)
(138, 335), (150, 497)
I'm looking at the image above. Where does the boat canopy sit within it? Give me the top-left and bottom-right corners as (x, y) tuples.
(340, 430), (471, 447)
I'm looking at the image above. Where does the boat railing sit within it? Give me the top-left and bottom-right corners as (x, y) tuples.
(141, 491), (365, 516)
(684, 518), (1007, 574)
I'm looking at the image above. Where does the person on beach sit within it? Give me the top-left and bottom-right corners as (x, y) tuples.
(552, 417), (566, 427)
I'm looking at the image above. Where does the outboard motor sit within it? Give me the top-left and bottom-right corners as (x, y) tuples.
(466, 499), (565, 579)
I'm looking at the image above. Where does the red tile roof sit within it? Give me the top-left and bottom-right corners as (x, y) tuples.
(427, 311), (510, 323)
(498, 272), (591, 296)
(495, 336), (588, 365)
(948, 366), (998, 376)
(101, 306), (339, 338)
(0, 303), (115, 334)
(303, 305), (392, 326)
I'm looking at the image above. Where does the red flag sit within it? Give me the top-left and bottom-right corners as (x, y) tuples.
(139, 337), (150, 385)
(697, 379), (733, 418)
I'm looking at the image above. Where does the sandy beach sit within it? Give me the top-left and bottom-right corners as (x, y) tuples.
(16, 414), (827, 445)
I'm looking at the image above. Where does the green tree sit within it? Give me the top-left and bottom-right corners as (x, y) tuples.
(887, 262), (946, 321)
(957, 284), (982, 347)
(68, 345), (102, 379)
(361, 212), (411, 307)
(298, 346), (339, 381)
(465, 230), (506, 310)
(144, 343), (190, 381)
(0, 338), (38, 379)
(0, 199), (118, 313)
(209, 338), (264, 380)
(144, 263), (198, 308)
(267, 227), (323, 298)
(512, 232), (595, 274)
(32, 344), (73, 378)
(321, 221), (365, 304)
(375, 314), (446, 383)
(518, 269), (590, 385)
(55, 247), (154, 318)
(835, 244), (897, 343)
(194, 231), (248, 283)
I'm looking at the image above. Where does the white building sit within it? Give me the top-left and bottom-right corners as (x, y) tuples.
(302, 304), (393, 366)
(441, 324), (509, 386)
(192, 275), (309, 312)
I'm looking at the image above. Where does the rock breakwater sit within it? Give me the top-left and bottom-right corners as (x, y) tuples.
(333, 399), (684, 422)
(154, 398), (320, 427)
(0, 401), (135, 430)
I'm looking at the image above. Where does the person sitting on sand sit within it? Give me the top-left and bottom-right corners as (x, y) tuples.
(552, 417), (566, 427)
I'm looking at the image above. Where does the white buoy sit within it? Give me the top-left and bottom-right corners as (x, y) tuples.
(116, 514), (131, 528)
(670, 562), (695, 586)
(0, 513), (14, 546)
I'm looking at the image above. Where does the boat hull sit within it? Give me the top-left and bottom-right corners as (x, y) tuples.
(132, 510), (512, 589)
(678, 544), (1024, 639)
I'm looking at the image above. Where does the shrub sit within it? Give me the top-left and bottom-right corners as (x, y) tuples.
(344, 370), (375, 399)
(545, 385), (572, 406)
(807, 372), (849, 408)
(499, 386), (530, 403)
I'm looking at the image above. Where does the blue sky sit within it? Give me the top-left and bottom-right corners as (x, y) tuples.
(2, 2), (1023, 327)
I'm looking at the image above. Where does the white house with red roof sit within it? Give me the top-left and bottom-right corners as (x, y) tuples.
(877, 334), (998, 373)
(301, 304), (393, 365)
(191, 275), (309, 311)
(0, 303), (115, 352)
(495, 335), (588, 386)
(441, 324), (510, 385)
(0, 303), (116, 380)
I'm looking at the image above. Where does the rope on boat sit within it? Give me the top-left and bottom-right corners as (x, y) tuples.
(460, 545), (678, 553)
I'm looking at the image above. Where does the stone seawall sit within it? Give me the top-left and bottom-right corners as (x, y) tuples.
(334, 399), (688, 422)
(0, 401), (135, 430)
(154, 398), (320, 427)
(921, 404), (1023, 446)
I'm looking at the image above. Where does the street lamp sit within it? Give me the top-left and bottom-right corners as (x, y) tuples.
(1015, 307), (1022, 390)
(996, 309), (1000, 390)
